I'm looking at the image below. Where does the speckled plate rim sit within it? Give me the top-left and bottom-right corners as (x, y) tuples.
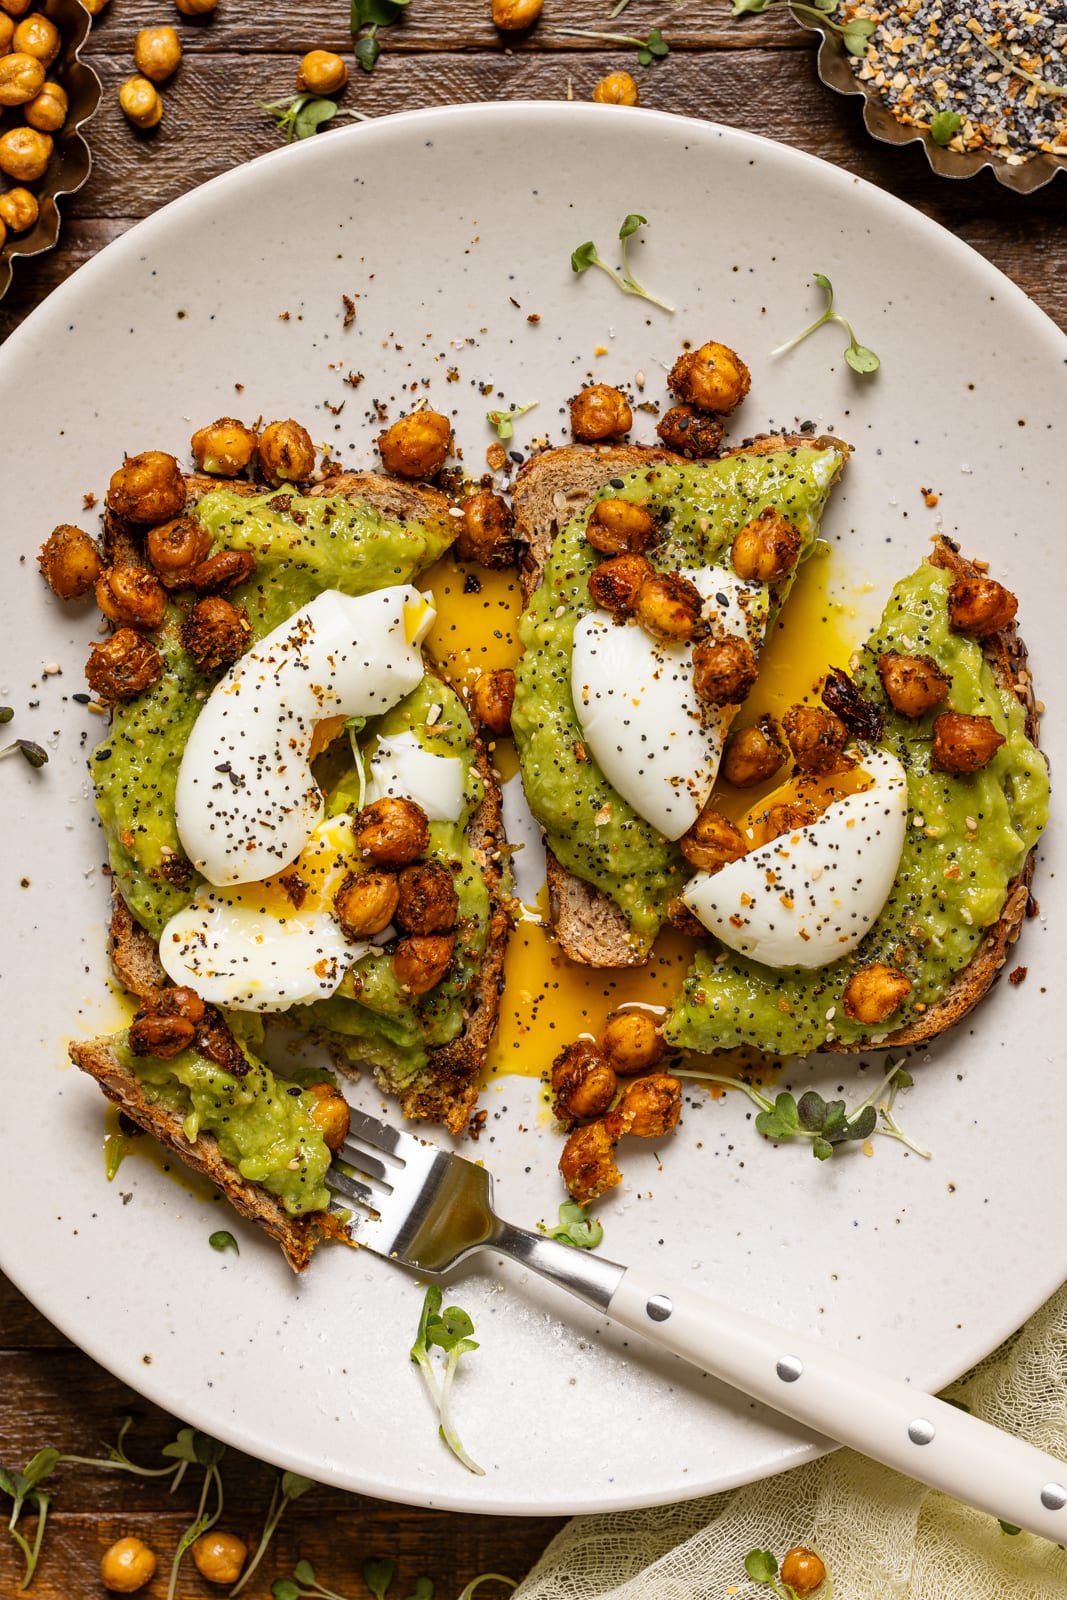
(0, 0), (102, 302)
(799, 11), (1067, 194)
(1, 104), (1065, 1515)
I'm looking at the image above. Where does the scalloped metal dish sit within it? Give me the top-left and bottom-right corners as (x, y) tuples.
(800, 13), (1067, 195)
(0, 0), (101, 302)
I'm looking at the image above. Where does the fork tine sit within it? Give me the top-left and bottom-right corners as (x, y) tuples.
(334, 1140), (392, 1184)
(324, 1167), (378, 1209)
(346, 1106), (410, 1158)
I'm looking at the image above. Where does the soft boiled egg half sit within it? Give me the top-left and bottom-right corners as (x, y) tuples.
(571, 566), (767, 840)
(682, 746), (908, 969)
(159, 814), (372, 1011)
(175, 586), (435, 887)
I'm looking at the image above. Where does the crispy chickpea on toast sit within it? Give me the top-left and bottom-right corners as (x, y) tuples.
(67, 459), (513, 1267)
(511, 434), (847, 968)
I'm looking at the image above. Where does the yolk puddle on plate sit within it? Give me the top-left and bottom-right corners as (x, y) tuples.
(421, 549), (859, 1083)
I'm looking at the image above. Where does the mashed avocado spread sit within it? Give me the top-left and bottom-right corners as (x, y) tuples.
(665, 561), (1049, 1055)
(90, 489), (489, 1138)
(513, 448), (846, 952)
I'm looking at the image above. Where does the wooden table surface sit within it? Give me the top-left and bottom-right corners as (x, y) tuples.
(2, 3), (1064, 1596)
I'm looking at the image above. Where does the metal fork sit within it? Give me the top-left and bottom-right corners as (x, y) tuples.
(327, 1106), (1067, 1540)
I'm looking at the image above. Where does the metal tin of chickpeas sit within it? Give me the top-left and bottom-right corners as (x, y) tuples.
(0, 0), (101, 301)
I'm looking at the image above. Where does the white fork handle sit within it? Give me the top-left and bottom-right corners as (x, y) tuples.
(605, 1268), (1067, 1542)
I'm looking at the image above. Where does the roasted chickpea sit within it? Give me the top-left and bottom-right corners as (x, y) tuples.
(559, 1118), (621, 1204)
(13, 13), (58, 64)
(100, 1535), (158, 1593)
(551, 1039), (617, 1125)
(587, 552), (653, 619)
(392, 932), (455, 995)
(586, 497), (657, 555)
(181, 596), (251, 672)
(80, 0), (110, 12)
(592, 69), (639, 104)
(355, 796), (429, 866)
(0, 0), (34, 16)
(0, 49), (44, 104)
(779, 1546), (827, 1598)
(306, 1084), (350, 1155)
(655, 404), (724, 458)
(930, 710), (1006, 774)
(0, 15), (13, 51)
(134, 25), (181, 81)
(781, 703), (849, 776)
(722, 714), (787, 788)
(95, 565), (167, 630)
(598, 1010), (663, 1077)
(0, 123), (52, 179)
(679, 807), (747, 872)
(85, 628), (164, 702)
(297, 49), (348, 94)
(257, 418), (316, 485)
(569, 383), (632, 442)
(396, 859), (459, 934)
(107, 450), (186, 524)
(633, 570), (706, 642)
(665, 893), (706, 938)
(191, 1530), (248, 1585)
(119, 74), (163, 129)
(730, 507), (802, 584)
(24, 77), (66, 130)
(37, 523), (103, 599)
(191, 416), (259, 476)
(614, 1072), (682, 1139)
(0, 216), (7, 249)
(334, 868), (400, 938)
(377, 409), (451, 478)
(146, 514), (213, 583)
(692, 633), (758, 706)
(491, 0), (543, 29)
(470, 668), (515, 735)
(947, 575), (1018, 638)
(174, 0), (217, 12)
(669, 340), (751, 414)
(455, 489), (516, 567)
(876, 652), (950, 719)
(128, 986), (204, 1058)
(761, 799), (820, 841)
(841, 962), (912, 1026)
(187, 549), (256, 593)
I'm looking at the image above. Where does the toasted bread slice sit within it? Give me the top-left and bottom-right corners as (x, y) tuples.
(511, 436), (845, 968)
(68, 1032), (348, 1272)
(825, 534), (1040, 1053)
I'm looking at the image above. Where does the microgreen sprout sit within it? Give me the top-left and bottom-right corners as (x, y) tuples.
(363, 1558), (397, 1599)
(538, 1200), (604, 1249)
(730, 0), (876, 57)
(272, 1564), (512, 1600)
(407, 1580), (435, 1599)
(571, 213), (674, 312)
(744, 1546), (832, 1598)
(272, 1557), (348, 1600)
(410, 1286), (484, 1475)
(486, 401), (539, 440)
(262, 93), (371, 143)
(159, 1428), (226, 1600)
(553, 27), (669, 65)
(209, 1228), (239, 1254)
(979, 35), (1067, 97)
(0, 1449), (59, 1588)
(351, 0), (410, 71)
(929, 108), (962, 145)
(0, 737), (48, 768)
(771, 271), (880, 374)
(457, 1580), (516, 1600)
(231, 1471), (316, 1595)
(677, 1059), (928, 1161)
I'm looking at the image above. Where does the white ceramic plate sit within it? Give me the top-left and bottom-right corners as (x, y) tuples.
(2, 104), (1064, 1515)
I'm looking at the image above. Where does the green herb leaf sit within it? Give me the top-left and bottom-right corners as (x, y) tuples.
(645, 28), (669, 57)
(796, 1090), (827, 1131)
(209, 1229), (239, 1255)
(272, 1583), (301, 1600)
(406, 1579), (435, 1600)
(744, 1547), (779, 1583)
(841, 20), (875, 52)
(294, 1557), (317, 1583)
(355, 0), (409, 24)
(192, 1431), (225, 1468)
(0, 707), (12, 723)
(845, 341), (881, 374)
(294, 97), (339, 140)
(161, 1428), (200, 1465)
(1, 738), (49, 768)
(486, 400), (538, 440)
(22, 1449), (60, 1488)
(539, 1200), (604, 1250)
(812, 1135), (834, 1161)
(363, 1556), (396, 1598)
(999, 1519), (1022, 1536)
(618, 212), (647, 240)
(282, 1472), (316, 1501)
(731, 0), (771, 14)
(355, 32), (382, 69)
(771, 269), (880, 375)
(571, 240), (598, 274)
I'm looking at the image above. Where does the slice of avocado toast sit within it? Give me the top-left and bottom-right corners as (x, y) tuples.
(512, 437), (849, 963)
(665, 538), (1049, 1056)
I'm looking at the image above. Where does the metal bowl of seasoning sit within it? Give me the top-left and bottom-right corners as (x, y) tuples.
(0, 0), (102, 301)
(798, 0), (1067, 195)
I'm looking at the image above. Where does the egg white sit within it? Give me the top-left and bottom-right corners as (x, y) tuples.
(571, 567), (765, 839)
(159, 815), (371, 1011)
(365, 730), (466, 823)
(682, 747), (909, 969)
(175, 586), (434, 887)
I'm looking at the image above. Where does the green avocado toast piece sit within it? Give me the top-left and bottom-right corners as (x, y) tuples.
(512, 445), (847, 953)
(665, 545), (1049, 1056)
